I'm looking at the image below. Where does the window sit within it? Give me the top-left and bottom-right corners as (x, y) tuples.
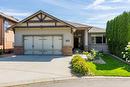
(91, 35), (106, 44)
(96, 37), (102, 43)
(4, 20), (11, 31)
(103, 36), (106, 43)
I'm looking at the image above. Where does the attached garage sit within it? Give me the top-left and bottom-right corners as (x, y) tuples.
(24, 36), (62, 55)
(11, 10), (76, 55)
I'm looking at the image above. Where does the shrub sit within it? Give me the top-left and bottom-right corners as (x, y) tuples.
(83, 51), (89, 55)
(71, 55), (89, 76)
(83, 49), (99, 61)
(122, 42), (130, 62)
(91, 49), (97, 58)
(0, 49), (3, 55)
(71, 55), (85, 64)
(73, 48), (82, 54)
(72, 60), (89, 76)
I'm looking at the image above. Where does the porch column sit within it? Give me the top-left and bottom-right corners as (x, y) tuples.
(84, 30), (88, 51)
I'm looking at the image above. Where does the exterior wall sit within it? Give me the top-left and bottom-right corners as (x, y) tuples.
(14, 46), (24, 55)
(0, 16), (16, 52)
(88, 33), (108, 52)
(84, 29), (88, 51)
(4, 30), (14, 50)
(14, 28), (73, 55)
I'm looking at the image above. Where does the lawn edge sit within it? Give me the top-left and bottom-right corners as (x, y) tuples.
(107, 53), (130, 65)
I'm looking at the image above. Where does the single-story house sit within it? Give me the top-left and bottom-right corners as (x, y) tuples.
(10, 10), (107, 55)
(0, 12), (18, 53)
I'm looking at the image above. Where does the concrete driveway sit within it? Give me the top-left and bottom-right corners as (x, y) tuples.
(0, 55), (72, 86)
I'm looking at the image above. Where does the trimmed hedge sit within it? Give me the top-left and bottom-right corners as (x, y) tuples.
(71, 55), (89, 76)
(106, 11), (130, 58)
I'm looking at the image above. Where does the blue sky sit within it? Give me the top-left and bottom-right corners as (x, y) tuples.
(0, 0), (130, 28)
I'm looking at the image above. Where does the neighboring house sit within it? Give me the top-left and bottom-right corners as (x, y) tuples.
(0, 12), (18, 53)
(10, 10), (107, 55)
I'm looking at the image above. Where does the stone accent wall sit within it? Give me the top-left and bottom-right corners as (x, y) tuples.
(62, 46), (73, 56)
(14, 46), (24, 55)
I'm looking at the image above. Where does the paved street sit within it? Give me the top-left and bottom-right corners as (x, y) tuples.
(14, 77), (130, 87)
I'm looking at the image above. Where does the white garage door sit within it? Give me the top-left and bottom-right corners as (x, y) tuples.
(24, 36), (33, 54)
(24, 36), (62, 55)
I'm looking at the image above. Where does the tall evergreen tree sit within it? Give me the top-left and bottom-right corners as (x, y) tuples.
(106, 11), (130, 58)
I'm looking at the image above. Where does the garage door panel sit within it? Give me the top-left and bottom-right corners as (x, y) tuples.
(24, 50), (33, 54)
(44, 50), (53, 54)
(53, 50), (62, 54)
(43, 36), (53, 54)
(33, 36), (43, 54)
(33, 50), (42, 54)
(34, 36), (43, 49)
(24, 36), (33, 50)
(53, 36), (62, 54)
(24, 36), (33, 54)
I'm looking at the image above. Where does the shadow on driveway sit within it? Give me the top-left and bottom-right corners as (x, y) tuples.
(0, 55), (65, 62)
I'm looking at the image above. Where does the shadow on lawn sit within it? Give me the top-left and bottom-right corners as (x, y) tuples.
(94, 54), (130, 72)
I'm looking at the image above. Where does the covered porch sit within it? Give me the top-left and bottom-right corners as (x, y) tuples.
(73, 27), (108, 53)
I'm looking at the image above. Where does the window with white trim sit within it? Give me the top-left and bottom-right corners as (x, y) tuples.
(91, 35), (106, 44)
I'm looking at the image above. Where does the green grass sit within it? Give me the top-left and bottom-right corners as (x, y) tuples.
(86, 54), (130, 77)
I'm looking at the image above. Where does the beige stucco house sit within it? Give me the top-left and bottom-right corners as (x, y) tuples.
(10, 10), (107, 55)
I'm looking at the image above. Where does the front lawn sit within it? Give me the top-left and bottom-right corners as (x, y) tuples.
(87, 54), (130, 76)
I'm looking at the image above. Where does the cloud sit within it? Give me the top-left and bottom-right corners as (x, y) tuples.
(110, 0), (123, 3)
(86, 0), (105, 9)
(91, 0), (105, 6)
(84, 12), (123, 28)
(85, 0), (130, 10)
(4, 11), (31, 16)
(85, 0), (114, 10)
(0, 8), (32, 17)
(88, 13), (121, 21)
(41, 0), (85, 10)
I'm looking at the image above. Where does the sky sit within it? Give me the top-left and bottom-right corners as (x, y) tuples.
(0, 0), (130, 28)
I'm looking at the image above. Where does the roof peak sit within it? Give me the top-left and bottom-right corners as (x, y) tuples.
(0, 12), (18, 22)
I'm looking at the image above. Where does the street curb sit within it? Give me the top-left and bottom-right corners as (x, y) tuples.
(0, 77), (76, 87)
(2, 76), (130, 87)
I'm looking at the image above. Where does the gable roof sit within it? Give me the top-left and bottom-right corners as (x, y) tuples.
(9, 10), (105, 33)
(88, 27), (105, 33)
(10, 10), (92, 30)
(65, 21), (90, 28)
(0, 12), (18, 22)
